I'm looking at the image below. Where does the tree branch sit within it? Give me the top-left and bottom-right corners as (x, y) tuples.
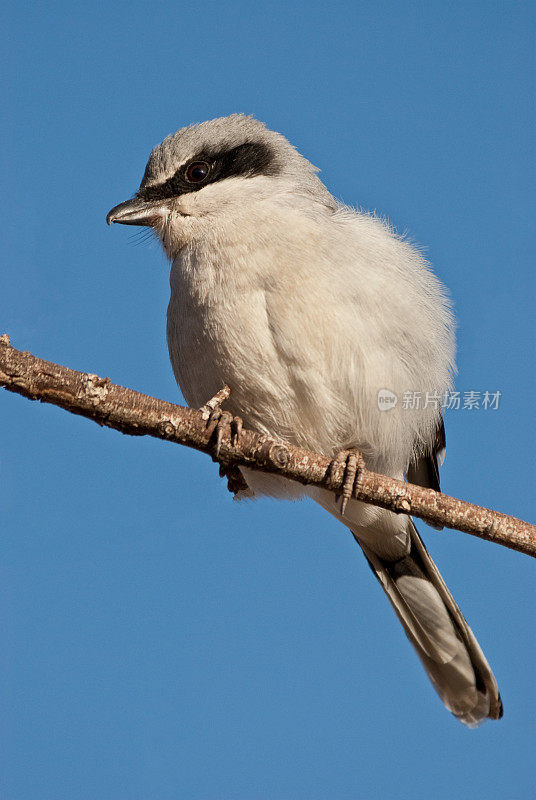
(1, 335), (534, 558)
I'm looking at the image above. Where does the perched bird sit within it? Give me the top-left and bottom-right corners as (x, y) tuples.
(107, 114), (502, 726)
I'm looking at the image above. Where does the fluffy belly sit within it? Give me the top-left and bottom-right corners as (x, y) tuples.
(166, 287), (303, 442)
(165, 253), (440, 477)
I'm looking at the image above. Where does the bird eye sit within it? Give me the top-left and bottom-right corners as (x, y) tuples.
(184, 161), (210, 184)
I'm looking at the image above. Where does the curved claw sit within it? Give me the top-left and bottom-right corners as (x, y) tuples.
(197, 387), (242, 461)
(206, 407), (223, 437)
(231, 416), (243, 447)
(332, 449), (365, 516)
(213, 411), (233, 458)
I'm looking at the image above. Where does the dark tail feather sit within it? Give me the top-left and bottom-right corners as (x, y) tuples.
(352, 520), (503, 727)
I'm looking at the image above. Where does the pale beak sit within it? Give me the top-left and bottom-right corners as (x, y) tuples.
(106, 197), (166, 227)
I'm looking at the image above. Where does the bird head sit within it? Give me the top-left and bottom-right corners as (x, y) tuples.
(107, 114), (334, 255)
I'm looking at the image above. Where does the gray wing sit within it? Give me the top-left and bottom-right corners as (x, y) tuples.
(407, 416), (446, 493)
(406, 417), (446, 530)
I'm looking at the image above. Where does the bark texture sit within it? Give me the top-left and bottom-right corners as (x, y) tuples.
(1, 335), (534, 558)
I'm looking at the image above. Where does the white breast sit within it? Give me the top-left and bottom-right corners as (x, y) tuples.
(166, 200), (454, 478)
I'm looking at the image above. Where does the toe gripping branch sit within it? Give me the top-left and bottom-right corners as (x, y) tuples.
(331, 449), (366, 516)
(199, 388), (366, 505)
(199, 385), (248, 496)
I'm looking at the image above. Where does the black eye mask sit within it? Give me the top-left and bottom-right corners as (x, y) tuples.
(138, 141), (280, 202)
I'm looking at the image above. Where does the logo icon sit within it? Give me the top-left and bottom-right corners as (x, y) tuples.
(377, 389), (398, 411)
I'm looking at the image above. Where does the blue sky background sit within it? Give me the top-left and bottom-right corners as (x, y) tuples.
(1, 2), (534, 798)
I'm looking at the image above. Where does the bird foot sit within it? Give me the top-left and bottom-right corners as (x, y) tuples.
(218, 463), (251, 497)
(331, 449), (365, 516)
(198, 385), (243, 459)
(205, 408), (244, 458)
(198, 386), (248, 496)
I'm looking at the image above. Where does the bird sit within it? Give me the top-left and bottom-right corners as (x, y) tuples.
(107, 114), (502, 726)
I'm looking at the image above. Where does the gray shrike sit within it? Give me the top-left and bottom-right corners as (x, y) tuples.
(107, 114), (502, 726)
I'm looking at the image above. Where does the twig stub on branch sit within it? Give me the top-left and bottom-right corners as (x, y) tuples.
(1, 335), (535, 558)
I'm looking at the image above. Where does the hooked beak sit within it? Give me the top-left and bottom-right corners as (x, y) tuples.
(106, 197), (166, 227)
